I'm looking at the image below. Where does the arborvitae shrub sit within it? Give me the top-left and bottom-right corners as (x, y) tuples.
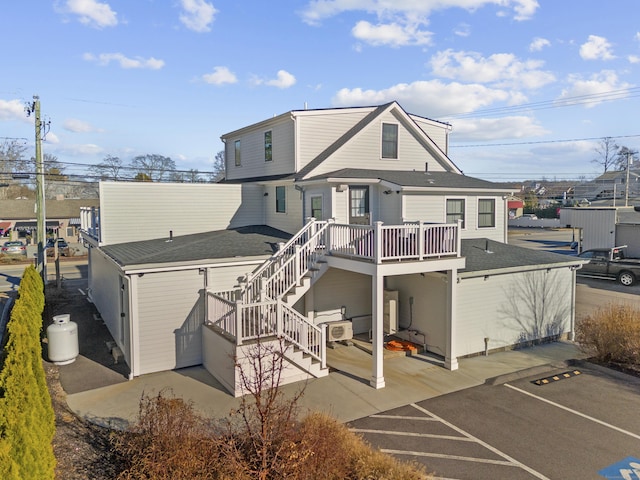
(0, 267), (55, 480)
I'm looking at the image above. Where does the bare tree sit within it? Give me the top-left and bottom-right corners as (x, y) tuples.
(88, 155), (124, 181)
(211, 150), (225, 182)
(130, 154), (176, 182)
(0, 139), (29, 176)
(592, 137), (620, 173)
(615, 146), (638, 171)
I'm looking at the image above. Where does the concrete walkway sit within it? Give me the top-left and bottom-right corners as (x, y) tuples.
(65, 340), (584, 429)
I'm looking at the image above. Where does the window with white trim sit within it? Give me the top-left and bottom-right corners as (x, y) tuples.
(264, 131), (272, 162)
(446, 199), (465, 228)
(310, 195), (323, 220)
(381, 123), (398, 159)
(234, 140), (241, 166)
(478, 198), (496, 228)
(275, 186), (286, 213)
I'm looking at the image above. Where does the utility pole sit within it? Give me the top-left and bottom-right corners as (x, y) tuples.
(25, 95), (49, 282)
(625, 151), (631, 207)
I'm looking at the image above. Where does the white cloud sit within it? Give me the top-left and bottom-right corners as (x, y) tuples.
(558, 70), (632, 108)
(179, 0), (217, 33)
(301, 0), (539, 26)
(63, 0), (118, 28)
(579, 35), (615, 60)
(332, 79), (517, 118)
(352, 21), (432, 47)
(53, 143), (103, 157)
(629, 55), (640, 64)
(529, 37), (550, 52)
(0, 99), (28, 122)
(450, 116), (549, 142)
(44, 132), (60, 144)
(202, 66), (237, 85)
(454, 23), (471, 37)
(83, 52), (165, 69)
(63, 118), (103, 133)
(253, 70), (297, 89)
(429, 49), (555, 89)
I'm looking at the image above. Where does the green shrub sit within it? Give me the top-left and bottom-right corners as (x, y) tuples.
(576, 303), (640, 364)
(0, 266), (55, 480)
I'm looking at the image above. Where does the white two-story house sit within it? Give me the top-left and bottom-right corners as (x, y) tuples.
(82, 102), (584, 397)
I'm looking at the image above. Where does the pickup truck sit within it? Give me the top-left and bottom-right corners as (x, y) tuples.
(577, 246), (640, 286)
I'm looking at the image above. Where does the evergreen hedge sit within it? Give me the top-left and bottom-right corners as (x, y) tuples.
(0, 266), (56, 479)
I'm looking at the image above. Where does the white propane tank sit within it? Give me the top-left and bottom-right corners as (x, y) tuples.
(46, 314), (79, 365)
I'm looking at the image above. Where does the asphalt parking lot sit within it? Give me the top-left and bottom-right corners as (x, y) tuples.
(348, 362), (640, 480)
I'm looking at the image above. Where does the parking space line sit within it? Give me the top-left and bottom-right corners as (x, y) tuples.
(371, 414), (439, 421)
(504, 383), (640, 440)
(381, 449), (517, 467)
(351, 428), (474, 442)
(411, 403), (550, 480)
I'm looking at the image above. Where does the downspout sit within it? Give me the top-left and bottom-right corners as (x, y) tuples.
(295, 184), (305, 227)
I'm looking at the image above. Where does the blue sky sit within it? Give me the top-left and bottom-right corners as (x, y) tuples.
(2, 0), (639, 182)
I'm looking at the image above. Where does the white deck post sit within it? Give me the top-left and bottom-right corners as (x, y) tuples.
(444, 268), (458, 370)
(370, 272), (385, 388)
(374, 221), (383, 263)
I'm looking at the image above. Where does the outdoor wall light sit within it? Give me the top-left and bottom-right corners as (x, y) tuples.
(263, 192), (269, 196)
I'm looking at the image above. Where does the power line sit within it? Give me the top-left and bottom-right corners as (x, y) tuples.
(450, 133), (640, 148)
(441, 86), (640, 120)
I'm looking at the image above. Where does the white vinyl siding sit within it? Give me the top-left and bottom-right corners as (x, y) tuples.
(456, 269), (574, 356)
(385, 273), (447, 357)
(136, 269), (204, 374)
(224, 117), (295, 181)
(88, 248), (132, 367)
(98, 182), (263, 245)
(404, 194), (505, 241)
(264, 184), (303, 234)
(296, 109), (372, 169)
(308, 269), (371, 335)
(409, 115), (450, 154)
(377, 184), (402, 225)
(302, 110), (450, 177)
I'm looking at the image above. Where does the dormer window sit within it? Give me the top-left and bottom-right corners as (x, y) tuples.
(381, 123), (398, 159)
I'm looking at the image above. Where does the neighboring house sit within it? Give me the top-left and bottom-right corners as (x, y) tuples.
(81, 102), (584, 397)
(572, 170), (640, 201)
(0, 198), (99, 242)
(560, 206), (640, 256)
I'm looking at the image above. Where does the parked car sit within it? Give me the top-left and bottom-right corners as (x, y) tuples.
(1, 240), (27, 256)
(577, 246), (640, 286)
(46, 238), (70, 257)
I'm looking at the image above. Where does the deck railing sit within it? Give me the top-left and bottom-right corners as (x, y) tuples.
(327, 220), (460, 262)
(206, 292), (325, 364)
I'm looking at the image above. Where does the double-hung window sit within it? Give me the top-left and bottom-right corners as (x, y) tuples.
(381, 123), (398, 159)
(478, 198), (496, 228)
(275, 186), (286, 213)
(264, 131), (272, 162)
(234, 140), (241, 166)
(446, 199), (465, 228)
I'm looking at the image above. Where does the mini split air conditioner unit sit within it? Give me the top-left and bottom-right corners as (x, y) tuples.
(327, 320), (353, 342)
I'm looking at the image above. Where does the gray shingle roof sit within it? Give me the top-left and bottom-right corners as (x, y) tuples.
(101, 225), (292, 269)
(460, 238), (583, 275)
(302, 168), (511, 191)
(0, 199), (100, 220)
